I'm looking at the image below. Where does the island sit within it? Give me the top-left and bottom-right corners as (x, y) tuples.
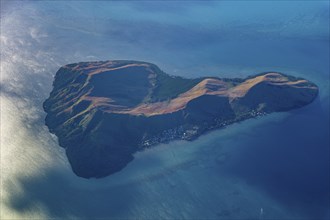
(43, 60), (318, 178)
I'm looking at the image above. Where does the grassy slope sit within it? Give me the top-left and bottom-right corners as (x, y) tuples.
(150, 69), (205, 102)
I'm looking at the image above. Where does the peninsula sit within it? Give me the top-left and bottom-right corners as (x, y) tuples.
(43, 60), (318, 178)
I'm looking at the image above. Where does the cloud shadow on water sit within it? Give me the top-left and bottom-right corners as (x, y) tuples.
(5, 168), (140, 219)
(4, 142), (189, 219)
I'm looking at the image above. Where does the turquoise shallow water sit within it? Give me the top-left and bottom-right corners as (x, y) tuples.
(1, 1), (329, 219)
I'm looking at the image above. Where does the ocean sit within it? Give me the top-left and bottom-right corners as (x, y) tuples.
(1, 1), (329, 219)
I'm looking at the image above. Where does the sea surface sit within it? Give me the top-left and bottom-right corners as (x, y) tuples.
(1, 1), (329, 219)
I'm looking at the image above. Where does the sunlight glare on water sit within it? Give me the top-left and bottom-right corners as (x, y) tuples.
(1, 1), (329, 219)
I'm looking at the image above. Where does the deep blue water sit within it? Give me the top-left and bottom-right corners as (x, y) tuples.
(1, 1), (329, 219)
(226, 97), (330, 219)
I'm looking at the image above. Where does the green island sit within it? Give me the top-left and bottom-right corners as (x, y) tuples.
(44, 60), (318, 178)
